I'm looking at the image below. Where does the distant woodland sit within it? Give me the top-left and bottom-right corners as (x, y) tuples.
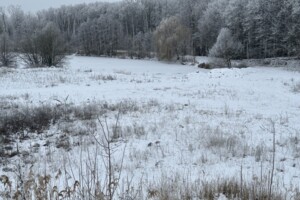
(0, 0), (300, 66)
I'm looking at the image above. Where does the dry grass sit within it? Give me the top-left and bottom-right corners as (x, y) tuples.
(90, 74), (117, 81)
(0, 99), (144, 138)
(145, 175), (286, 200)
(292, 82), (300, 93)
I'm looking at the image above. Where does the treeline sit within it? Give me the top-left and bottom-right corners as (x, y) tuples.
(0, 0), (300, 67)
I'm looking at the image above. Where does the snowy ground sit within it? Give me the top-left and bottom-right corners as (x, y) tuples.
(1, 55), (300, 199)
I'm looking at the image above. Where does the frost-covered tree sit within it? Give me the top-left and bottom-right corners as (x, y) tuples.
(224, 0), (247, 56)
(1, 0), (300, 61)
(177, 0), (210, 56)
(8, 6), (25, 51)
(242, 0), (289, 58)
(197, 0), (227, 55)
(133, 32), (151, 58)
(209, 28), (242, 67)
(154, 16), (191, 60)
(286, 0), (300, 57)
(0, 9), (16, 67)
(140, 0), (160, 32)
(78, 19), (96, 55)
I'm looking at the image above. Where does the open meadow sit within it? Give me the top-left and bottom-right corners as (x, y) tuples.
(1, 56), (300, 199)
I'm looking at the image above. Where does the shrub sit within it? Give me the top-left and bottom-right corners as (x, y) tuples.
(20, 22), (66, 67)
(198, 62), (211, 69)
(0, 105), (61, 137)
(73, 103), (103, 120)
(0, 100), (143, 138)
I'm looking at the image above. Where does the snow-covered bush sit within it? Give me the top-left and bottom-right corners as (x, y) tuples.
(209, 28), (243, 67)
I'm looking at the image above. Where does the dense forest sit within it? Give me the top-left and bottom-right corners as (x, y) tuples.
(0, 0), (300, 67)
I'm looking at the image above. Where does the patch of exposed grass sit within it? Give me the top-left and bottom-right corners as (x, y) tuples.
(146, 175), (286, 200)
(0, 105), (61, 136)
(292, 82), (300, 93)
(90, 74), (117, 81)
(0, 99), (154, 137)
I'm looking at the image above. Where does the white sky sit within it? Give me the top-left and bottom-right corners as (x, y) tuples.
(0, 0), (121, 13)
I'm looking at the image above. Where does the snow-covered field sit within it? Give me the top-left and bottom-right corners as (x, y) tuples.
(1, 55), (300, 199)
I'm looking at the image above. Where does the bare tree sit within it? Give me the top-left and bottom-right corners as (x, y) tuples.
(20, 21), (66, 67)
(0, 33), (16, 67)
(8, 5), (25, 52)
(0, 9), (16, 67)
(37, 22), (66, 67)
(19, 14), (41, 67)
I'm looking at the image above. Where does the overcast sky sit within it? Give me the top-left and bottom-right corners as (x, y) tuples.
(0, 0), (121, 12)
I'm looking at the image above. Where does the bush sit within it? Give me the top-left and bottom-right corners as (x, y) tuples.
(0, 105), (61, 136)
(20, 22), (66, 67)
(73, 102), (104, 120)
(37, 22), (66, 67)
(198, 62), (211, 69)
(0, 100), (142, 138)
